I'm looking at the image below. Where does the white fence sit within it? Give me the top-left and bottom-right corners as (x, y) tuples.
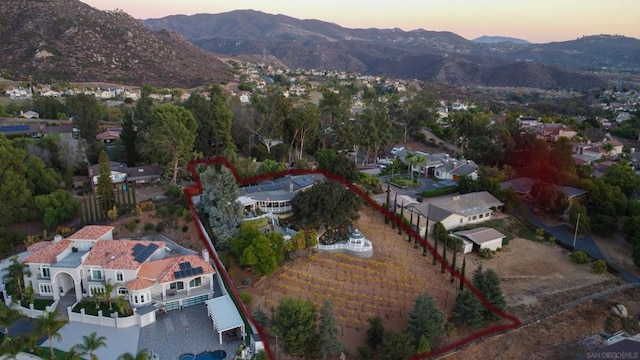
(316, 241), (373, 258)
(66, 306), (148, 328)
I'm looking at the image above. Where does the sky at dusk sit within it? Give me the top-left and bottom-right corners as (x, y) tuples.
(80, 0), (640, 43)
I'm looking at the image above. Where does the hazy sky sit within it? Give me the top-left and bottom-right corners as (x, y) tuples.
(80, 0), (640, 43)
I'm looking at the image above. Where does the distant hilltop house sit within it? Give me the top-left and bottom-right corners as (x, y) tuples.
(572, 136), (624, 164)
(533, 123), (577, 143)
(516, 115), (541, 127)
(15, 225), (215, 313)
(395, 151), (479, 181)
(238, 174), (324, 218)
(96, 128), (122, 144)
(87, 161), (162, 192)
(21, 110), (40, 119)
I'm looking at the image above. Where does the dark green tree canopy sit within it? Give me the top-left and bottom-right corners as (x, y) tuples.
(272, 297), (318, 356)
(407, 292), (445, 345)
(291, 180), (362, 242)
(198, 166), (243, 249)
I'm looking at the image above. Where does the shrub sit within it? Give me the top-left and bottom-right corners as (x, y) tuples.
(156, 207), (171, 219)
(420, 186), (457, 198)
(182, 225), (189, 233)
(155, 222), (165, 232)
(569, 250), (590, 264)
(139, 201), (155, 212)
(242, 277), (252, 287)
(591, 259), (607, 274)
(239, 292), (252, 305)
(125, 220), (138, 232)
(535, 228), (545, 238)
(144, 223), (155, 232)
(479, 248), (495, 259)
(502, 236), (512, 246)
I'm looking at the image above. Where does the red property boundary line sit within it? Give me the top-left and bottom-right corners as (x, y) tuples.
(183, 157), (521, 360)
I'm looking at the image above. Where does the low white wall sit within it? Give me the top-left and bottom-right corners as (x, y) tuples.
(66, 305), (141, 328)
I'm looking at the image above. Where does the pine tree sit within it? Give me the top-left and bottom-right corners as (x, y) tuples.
(392, 193), (397, 230)
(407, 292), (445, 345)
(319, 300), (343, 360)
(477, 268), (507, 320)
(452, 289), (485, 328)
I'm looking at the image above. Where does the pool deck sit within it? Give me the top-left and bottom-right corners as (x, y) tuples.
(138, 304), (243, 360)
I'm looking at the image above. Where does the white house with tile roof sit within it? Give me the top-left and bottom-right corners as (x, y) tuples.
(21, 225), (215, 312)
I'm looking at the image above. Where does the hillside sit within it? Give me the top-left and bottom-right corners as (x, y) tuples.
(0, 0), (234, 87)
(142, 10), (618, 89)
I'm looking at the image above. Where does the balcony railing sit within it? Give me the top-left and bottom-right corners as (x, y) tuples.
(151, 285), (212, 303)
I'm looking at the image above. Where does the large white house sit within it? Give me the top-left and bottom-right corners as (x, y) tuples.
(21, 225), (216, 311)
(238, 174), (324, 217)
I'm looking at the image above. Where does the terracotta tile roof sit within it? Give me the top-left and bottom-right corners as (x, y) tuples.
(67, 225), (114, 241)
(125, 278), (154, 291)
(84, 240), (165, 270)
(23, 240), (71, 264)
(138, 254), (215, 284)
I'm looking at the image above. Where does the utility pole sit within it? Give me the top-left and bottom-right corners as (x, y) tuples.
(572, 213), (581, 248)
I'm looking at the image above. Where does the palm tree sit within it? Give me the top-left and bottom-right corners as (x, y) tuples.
(118, 349), (149, 360)
(405, 153), (426, 183)
(5, 256), (30, 303)
(36, 310), (68, 360)
(65, 345), (85, 360)
(101, 279), (116, 310)
(77, 331), (107, 360)
(0, 302), (24, 336)
(602, 141), (614, 159)
(0, 335), (25, 360)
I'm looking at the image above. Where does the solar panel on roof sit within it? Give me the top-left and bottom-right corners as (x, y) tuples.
(174, 271), (182, 279)
(132, 243), (145, 257)
(179, 262), (192, 270)
(195, 267), (203, 274)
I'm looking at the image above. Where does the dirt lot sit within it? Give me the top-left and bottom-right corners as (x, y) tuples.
(448, 287), (640, 360)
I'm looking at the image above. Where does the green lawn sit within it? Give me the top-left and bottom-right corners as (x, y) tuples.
(72, 299), (132, 317)
(389, 177), (420, 188)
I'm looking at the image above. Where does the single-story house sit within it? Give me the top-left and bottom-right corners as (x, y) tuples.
(88, 162), (162, 191)
(453, 227), (505, 252)
(405, 191), (504, 234)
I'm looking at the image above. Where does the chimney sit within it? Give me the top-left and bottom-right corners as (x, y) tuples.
(202, 249), (209, 262)
(289, 181), (294, 193)
(53, 234), (63, 243)
(466, 160), (471, 165)
(452, 161), (457, 169)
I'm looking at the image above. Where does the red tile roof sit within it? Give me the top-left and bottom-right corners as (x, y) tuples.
(23, 240), (71, 264)
(138, 254), (214, 284)
(84, 240), (165, 270)
(67, 226), (114, 241)
(125, 278), (154, 291)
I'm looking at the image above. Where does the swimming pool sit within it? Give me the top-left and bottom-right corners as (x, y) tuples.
(179, 350), (227, 360)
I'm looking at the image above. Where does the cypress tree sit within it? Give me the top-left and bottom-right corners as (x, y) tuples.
(451, 248), (457, 283)
(408, 211), (414, 242)
(441, 239), (447, 274)
(392, 193), (397, 230)
(460, 257), (466, 291)
(384, 182), (391, 225)
(433, 235), (438, 265)
(399, 203), (404, 235)
(415, 214), (421, 247)
(423, 225), (428, 256)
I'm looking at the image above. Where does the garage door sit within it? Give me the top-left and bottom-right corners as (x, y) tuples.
(165, 300), (180, 311)
(182, 294), (209, 308)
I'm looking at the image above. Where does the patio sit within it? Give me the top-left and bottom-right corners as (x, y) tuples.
(138, 304), (242, 360)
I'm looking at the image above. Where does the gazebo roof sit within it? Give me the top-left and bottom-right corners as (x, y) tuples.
(349, 229), (365, 239)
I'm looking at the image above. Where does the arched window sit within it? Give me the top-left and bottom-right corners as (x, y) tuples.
(115, 271), (124, 282)
(117, 287), (128, 296)
(40, 265), (51, 279)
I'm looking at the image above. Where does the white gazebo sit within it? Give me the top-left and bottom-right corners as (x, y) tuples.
(205, 295), (246, 344)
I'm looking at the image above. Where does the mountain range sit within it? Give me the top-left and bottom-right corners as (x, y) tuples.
(0, 2), (638, 90)
(0, 0), (233, 87)
(142, 10), (640, 89)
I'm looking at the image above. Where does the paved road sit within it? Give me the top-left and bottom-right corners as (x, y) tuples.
(515, 202), (640, 283)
